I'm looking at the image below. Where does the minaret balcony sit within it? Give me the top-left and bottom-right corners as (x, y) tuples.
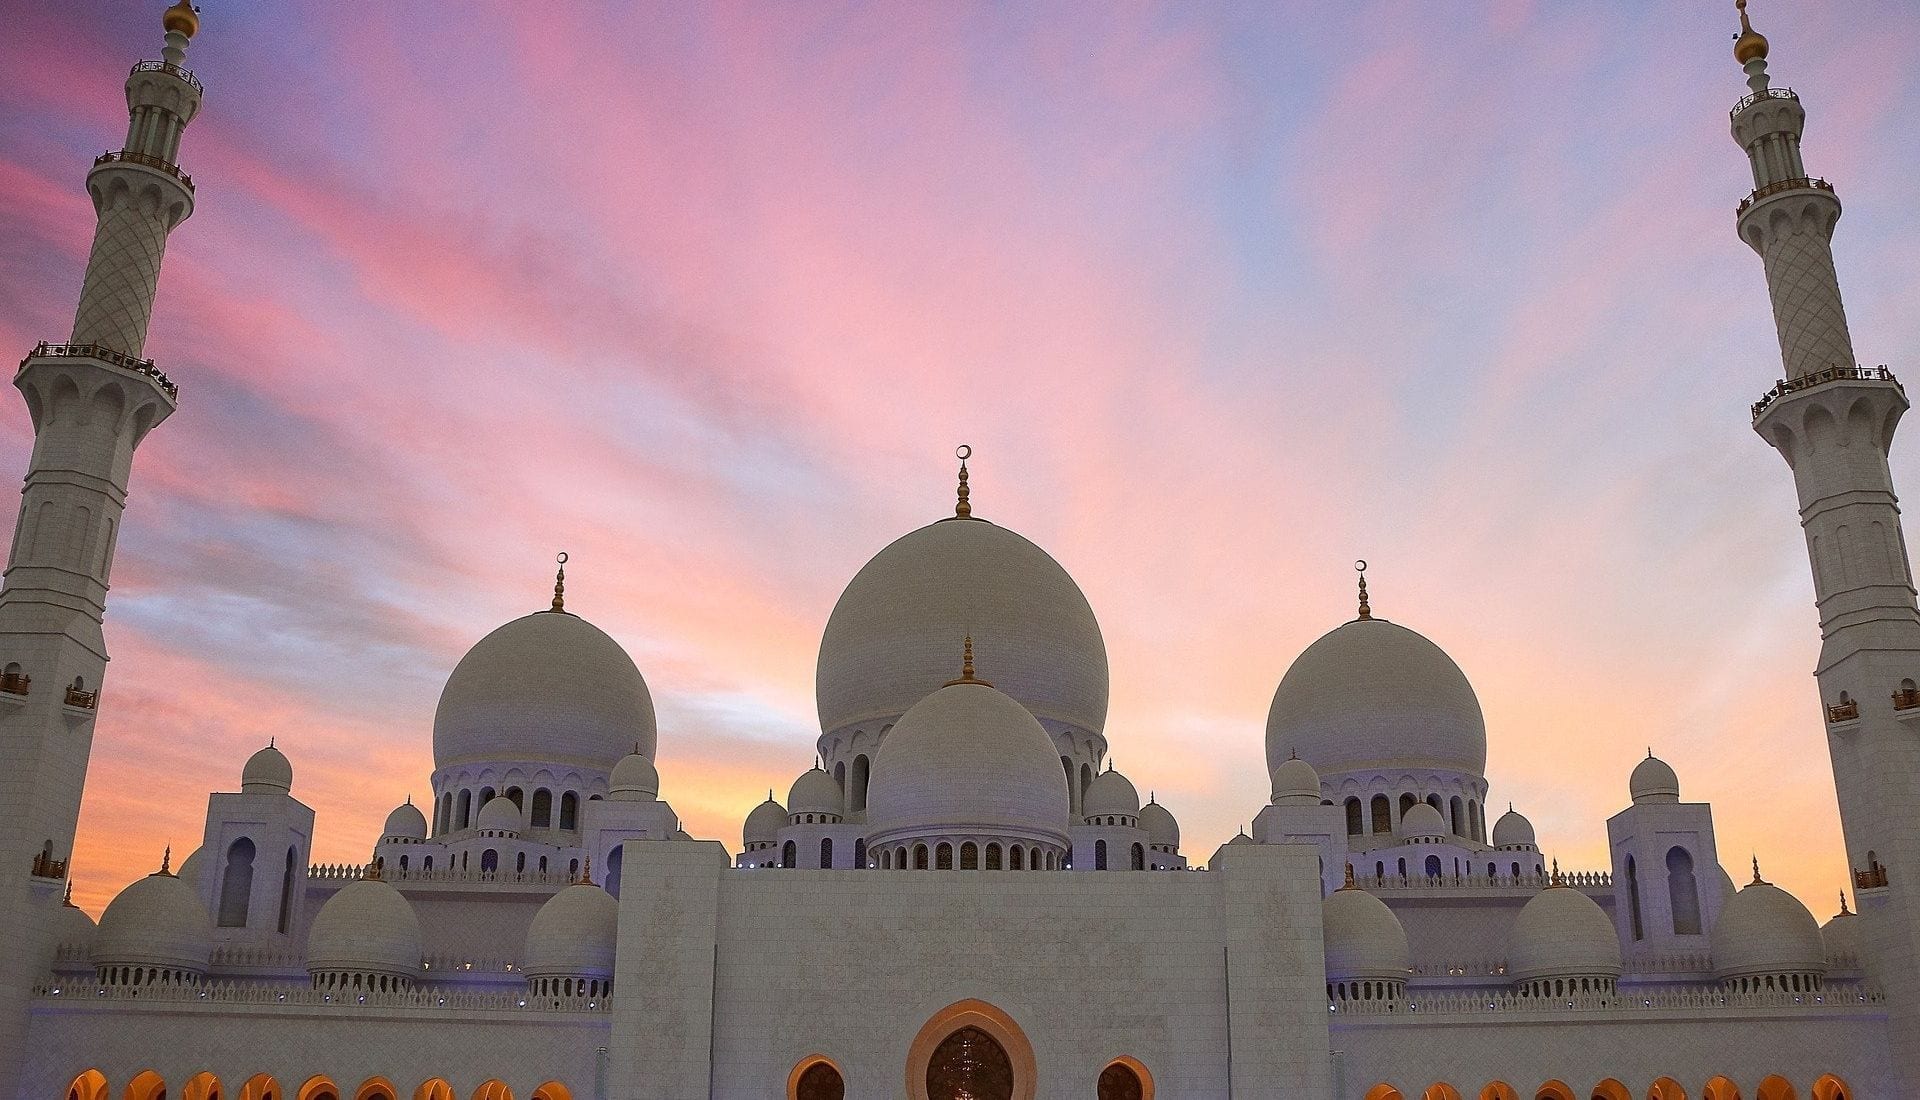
(63, 686), (98, 710)
(1730, 86), (1797, 119)
(0, 671), (29, 697)
(1825, 700), (1860, 723)
(20, 342), (180, 401)
(93, 150), (194, 193)
(1751, 364), (1899, 421)
(1893, 688), (1920, 712)
(28, 853), (67, 881)
(1855, 865), (1889, 890)
(1736, 175), (1832, 217)
(130, 59), (201, 94)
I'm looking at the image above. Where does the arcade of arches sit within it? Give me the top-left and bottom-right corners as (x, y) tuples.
(1362, 1076), (1852, 1100)
(66, 1075), (575, 1100)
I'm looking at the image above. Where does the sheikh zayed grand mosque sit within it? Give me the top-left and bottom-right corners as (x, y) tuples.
(0, 3), (1916, 1099)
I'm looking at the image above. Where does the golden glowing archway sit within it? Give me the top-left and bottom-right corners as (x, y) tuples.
(296, 1077), (339, 1100)
(1701, 1079), (1741, 1100)
(1648, 1079), (1688, 1100)
(182, 1073), (222, 1100)
(1424, 1086), (1464, 1100)
(238, 1076), (280, 1100)
(126, 1072), (167, 1100)
(530, 1084), (572, 1100)
(470, 1083), (512, 1100)
(353, 1079), (397, 1100)
(412, 1082), (454, 1100)
(905, 1000), (1037, 1100)
(1364, 1088), (1405, 1100)
(68, 1070), (110, 1100)
(1590, 1082), (1632, 1100)
(1754, 1078), (1796, 1100)
(1480, 1085), (1519, 1100)
(1810, 1075), (1849, 1100)
(1535, 1084), (1576, 1100)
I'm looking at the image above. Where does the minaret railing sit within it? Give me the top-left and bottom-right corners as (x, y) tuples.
(129, 59), (200, 92)
(1730, 86), (1797, 118)
(1736, 175), (1832, 216)
(1750, 364), (1899, 421)
(92, 150), (194, 191)
(20, 342), (180, 400)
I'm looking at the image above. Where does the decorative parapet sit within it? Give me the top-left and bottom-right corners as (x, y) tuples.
(1731, 86), (1797, 118)
(1332, 983), (1882, 1018)
(1752, 365), (1900, 421)
(29, 852), (68, 880)
(0, 671), (30, 696)
(1736, 175), (1834, 217)
(1413, 950), (1718, 982)
(1856, 865), (1890, 890)
(308, 863), (578, 887)
(92, 150), (194, 192)
(1892, 688), (1920, 711)
(34, 980), (609, 1014)
(21, 342), (180, 400)
(130, 59), (201, 93)
(1353, 869), (1610, 893)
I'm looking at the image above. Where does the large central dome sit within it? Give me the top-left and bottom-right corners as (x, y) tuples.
(1265, 616), (1486, 779)
(817, 516), (1107, 737)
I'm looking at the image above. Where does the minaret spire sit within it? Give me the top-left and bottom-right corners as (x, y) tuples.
(952, 445), (974, 519)
(1354, 560), (1372, 620)
(550, 551), (568, 613)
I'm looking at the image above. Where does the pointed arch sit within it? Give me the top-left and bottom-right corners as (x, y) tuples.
(68, 1071), (109, 1100)
(1363, 1088), (1405, 1100)
(296, 1078), (339, 1100)
(238, 1076), (281, 1100)
(126, 1073), (168, 1100)
(1591, 1081), (1632, 1100)
(1098, 1057), (1153, 1100)
(353, 1080), (396, 1100)
(412, 1082), (454, 1100)
(471, 1082), (513, 1100)
(1648, 1079), (1688, 1100)
(530, 1086), (572, 1100)
(1701, 1079), (1741, 1100)
(906, 999), (1037, 1100)
(1754, 1079), (1796, 1100)
(1809, 1076), (1849, 1100)
(1480, 1086), (1519, 1100)
(787, 1056), (846, 1100)
(1535, 1084), (1576, 1100)
(183, 1074), (223, 1100)
(1423, 1087), (1463, 1100)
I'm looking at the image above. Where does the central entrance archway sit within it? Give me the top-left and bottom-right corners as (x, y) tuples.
(905, 1000), (1038, 1100)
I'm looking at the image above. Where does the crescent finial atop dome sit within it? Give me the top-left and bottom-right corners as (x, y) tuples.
(1354, 560), (1372, 620)
(1733, 0), (1769, 66)
(162, 0), (199, 40)
(945, 634), (993, 688)
(550, 551), (569, 613)
(952, 444), (974, 519)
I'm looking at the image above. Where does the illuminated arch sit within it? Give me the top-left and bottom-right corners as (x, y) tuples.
(412, 1082), (454, 1100)
(1648, 1079), (1688, 1100)
(354, 1080), (397, 1100)
(530, 1085), (572, 1100)
(183, 1074), (223, 1100)
(1591, 1082), (1632, 1100)
(1480, 1086), (1519, 1100)
(1536, 1084), (1576, 1100)
(126, 1073), (167, 1100)
(1701, 1079), (1741, 1100)
(296, 1078), (340, 1100)
(1364, 1088), (1406, 1100)
(905, 999), (1037, 1100)
(1810, 1076), (1850, 1100)
(1754, 1078), (1796, 1100)
(1098, 1057), (1153, 1100)
(787, 1056), (846, 1100)
(470, 1083), (513, 1100)
(68, 1071), (109, 1100)
(1424, 1087), (1463, 1100)
(238, 1076), (281, 1100)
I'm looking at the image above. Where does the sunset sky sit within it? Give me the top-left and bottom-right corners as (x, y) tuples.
(4, 2), (1919, 915)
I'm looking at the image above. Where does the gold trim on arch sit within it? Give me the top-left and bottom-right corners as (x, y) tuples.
(1100, 1056), (1155, 1100)
(904, 999), (1038, 1100)
(786, 1055), (846, 1099)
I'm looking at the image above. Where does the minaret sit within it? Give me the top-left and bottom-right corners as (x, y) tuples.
(0, 4), (201, 1096)
(1735, 2), (1920, 1091)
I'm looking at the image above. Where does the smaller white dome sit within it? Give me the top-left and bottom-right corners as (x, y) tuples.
(1227, 829), (1253, 846)
(609, 752), (660, 802)
(1712, 873), (1826, 982)
(1822, 903), (1860, 969)
(475, 797), (521, 835)
(1397, 802), (1448, 840)
(1269, 756), (1322, 806)
(307, 878), (423, 979)
(1139, 799), (1179, 847)
(1323, 884), (1410, 981)
(1507, 885), (1623, 983)
(175, 847), (206, 890)
(524, 883), (617, 979)
(744, 796), (786, 846)
(788, 766), (843, 818)
(1630, 754), (1681, 804)
(383, 800), (428, 842)
(93, 868), (212, 974)
(53, 898), (98, 953)
(1492, 807), (1535, 849)
(1083, 768), (1140, 819)
(242, 743), (292, 794)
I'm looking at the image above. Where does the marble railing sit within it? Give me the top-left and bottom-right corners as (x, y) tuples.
(307, 864), (577, 886)
(1332, 983), (1882, 1017)
(1355, 869), (1610, 892)
(33, 980), (609, 1014)
(54, 944), (528, 977)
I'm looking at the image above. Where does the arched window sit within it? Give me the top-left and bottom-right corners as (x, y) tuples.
(531, 788), (553, 827)
(853, 838), (866, 869)
(849, 753), (871, 813)
(1345, 797), (1364, 836)
(1396, 857), (1407, 878)
(239, 1076), (281, 1100)
(437, 793), (451, 834)
(937, 843), (954, 870)
(820, 838), (833, 869)
(218, 837), (256, 927)
(353, 1080), (396, 1100)
(1010, 846), (1024, 870)
(296, 1078), (340, 1100)
(126, 1073), (168, 1100)
(412, 1082), (454, 1100)
(559, 791), (579, 830)
(914, 844), (929, 869)
(789, 1059), (845, 1100)
(833, 760), (847, 805)
(1400, 792), (1418, 817)
(1098, 1059), (1151, 1100)
(529, 1085), (571, 1100)
(780, 839), (796, 869)
(1095, 839), (1108, 871)
(1478, 1085), (1519, 1100)
(1811, 1074), (1851, 1100)
(1532, 1083), (1575, 1100)
(605, 844), (624, 899)
(1062, 757), (1075, 810)
(1754, 1077), (1797, 1100)
(1701, 1078), (1740, 1100)
(506, 786), (524, 809)
(1421, 1086), (1463, 1100)
(1449, 796), (1464, 835)
(1080, 763), (1094, 807)
(986, 843), (1002, 870)
(1511, 861), (1521, 878)
(470, 1082), (512, 1100)
(1423, 855), (1441, 878)
(1647, 1078), (1687, 1100)
(456, 789), (472, 829)
(1131, 843), (1145, 871)
(479, 785), (496, 807)
(1625, 855), (1644, 941)
(927, 1027), (1014, 1099)
(1590, 1080), (1631, 1100)
(481, 849), (498, 874)
(68, 1071), (109, 1100)
(1371, 795), (1392, 834)
(961, 842), (978, 870)
(516, 852), (526, 873)
(1667, 846), (1702, 935)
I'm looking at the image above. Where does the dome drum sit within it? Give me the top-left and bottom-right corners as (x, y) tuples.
(870, 835), (1068, 871)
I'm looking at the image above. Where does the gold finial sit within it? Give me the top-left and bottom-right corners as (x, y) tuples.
(1751, 855), (1767, 885)
(1354, 560), (1372, 620)
(1838, 890), (1852, 917)
(953, 445), (973, 519)
(1340, 862), (1357, 891)
(945, 634), (993, 687)
(550, 552), (568, 613)
(364, 856), (383, 881)
(1733, 0), (1769, 66)
(159, 846), (172, 876)
(1549, 858), (1564, 887)
(63, 880), (76, 907)
(578, 857), (594, 886)
(163, 0), (199, 39)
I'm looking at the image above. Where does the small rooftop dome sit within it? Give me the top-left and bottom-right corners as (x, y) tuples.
(1269, 756), (1322, 807)
(524, 882), (617, 979)
(93, 864), (212, 975)
(1397, 802), (1448, 841)
(175, 846), (205, 890)
(744, 796), (786, 846)
(608, 751), (660, 802)
(1507, 884), (1623, 984)
(54, 896), (98, 953)
(306, 878), (423, 980)
(475, 796), (522, 835)
(1323, 882), (1410, 982)
(1822, 896), (1859, 969)
(1139, 799), (1179, 848)
(1083, 767), (1140, 819)
(1712, 867), (1825, 983)
(1492, 807), (1535, 849)
(1630, 753), (1681, 805)
(241, 743), (292, 794)
(383, 800), (428, 842)
(1227, 828), (1253, 846)
(788, 765), (843, 818)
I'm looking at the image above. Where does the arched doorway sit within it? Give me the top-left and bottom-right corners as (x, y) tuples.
(1810, 1075), (1850, 1100)
(1648, 1079), (1688, 1100)
(906, 1000), (1037, 1100)
(69, 1071), (109, 1100)
(1535, 1085), (1575, 1100)
(238, 1076), (280, 1100)
(1591, 1082), (1631, 1100)
(127, 1073), (168, 1100)
(787, 1057), (846, 1100)
(183, 1075), (223, 1100)
(1754, 1079), (1796, 1100)
(530, 1084), (571, 1100)
(1701, 1079), (1741, 1100)
(470, 1083), (512, 1100)
(412, 1082), (454, 1100)
(296, 1079), (338, 1100)
(1098, 1058), (1153, 1100)
(1480, 1085), (1519, 1100)
(353, 1080), (396, 1100)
